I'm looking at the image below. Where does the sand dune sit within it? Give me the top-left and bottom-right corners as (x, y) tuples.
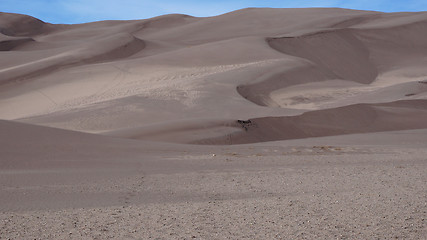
(2, 7), (427, 145)
(1, 8), (427, 239)
(240, 19), (427, 107)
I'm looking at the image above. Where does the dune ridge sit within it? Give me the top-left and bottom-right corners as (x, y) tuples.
(0, 12), (54, 36)
(0, 33), (145, 85)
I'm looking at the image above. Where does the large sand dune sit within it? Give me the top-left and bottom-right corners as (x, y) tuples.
(1, 8), (426, 239)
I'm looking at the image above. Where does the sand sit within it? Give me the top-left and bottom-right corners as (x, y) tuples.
(1, 8), (426, 239)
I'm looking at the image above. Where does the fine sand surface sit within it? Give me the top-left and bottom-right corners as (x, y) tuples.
(1, 8), (426, 239)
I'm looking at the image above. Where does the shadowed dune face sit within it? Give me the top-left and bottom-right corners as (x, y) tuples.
(0, 34), (35, 51)
(194, 100), (427, 145)
(1, 8), (427, 145)
(268, 30), (377, 84)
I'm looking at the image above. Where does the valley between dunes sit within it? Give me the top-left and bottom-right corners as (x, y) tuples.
(0, 8), (426, 239)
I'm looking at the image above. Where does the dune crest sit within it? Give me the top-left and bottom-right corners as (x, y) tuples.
(0, 12), (53, 36)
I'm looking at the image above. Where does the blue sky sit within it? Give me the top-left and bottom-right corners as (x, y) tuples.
(2, 0), (427, 24)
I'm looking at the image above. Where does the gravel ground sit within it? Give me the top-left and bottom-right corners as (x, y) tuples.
(1, 145), (426, 239)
